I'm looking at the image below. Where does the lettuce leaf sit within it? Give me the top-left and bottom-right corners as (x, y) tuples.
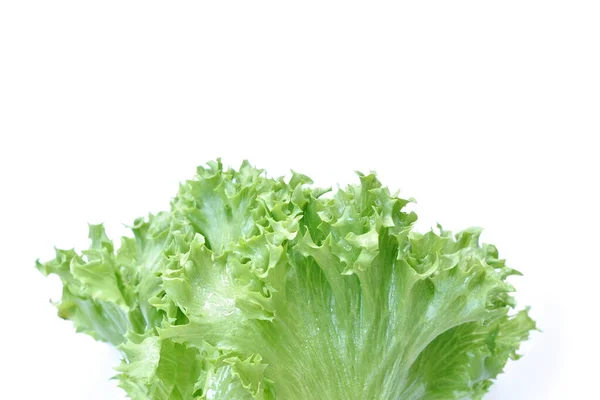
(37, 160), (535, 399)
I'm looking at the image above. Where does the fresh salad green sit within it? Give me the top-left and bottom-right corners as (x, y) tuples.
(37, 160), (535, 399)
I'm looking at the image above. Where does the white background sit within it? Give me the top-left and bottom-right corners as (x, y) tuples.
(1, 2), (598, 399)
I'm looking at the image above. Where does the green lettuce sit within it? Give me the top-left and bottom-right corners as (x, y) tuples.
(37, 160), (535, 399)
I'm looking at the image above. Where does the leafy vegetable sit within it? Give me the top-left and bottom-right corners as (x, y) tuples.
(37, 160), (535, 399)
